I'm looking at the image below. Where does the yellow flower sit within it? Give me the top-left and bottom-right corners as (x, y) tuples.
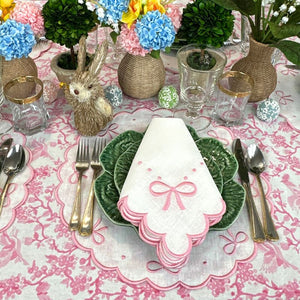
(121, 0), (166, 28)
(0, 0), (14, 8)
(121, 0), (142, 28)
(143, 0), (165, 15)
(0, 0), (15, 21)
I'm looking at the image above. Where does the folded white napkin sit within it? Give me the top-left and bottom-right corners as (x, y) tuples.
(118, 118), (226, 268)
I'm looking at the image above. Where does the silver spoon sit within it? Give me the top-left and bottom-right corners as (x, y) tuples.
(0, 144), (26, 216)
(246, 144), (279, 241)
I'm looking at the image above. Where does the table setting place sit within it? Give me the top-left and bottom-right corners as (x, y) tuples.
(0, 0), (299, 298)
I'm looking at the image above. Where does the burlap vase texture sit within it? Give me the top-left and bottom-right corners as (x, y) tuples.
(118, 53), (165, 99)
(2, 56), (38, 99)
(50, 52), (76, 84)
(231, 35), (277, 102)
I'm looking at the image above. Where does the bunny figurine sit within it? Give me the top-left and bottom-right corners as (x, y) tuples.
(64, 35), (113, 136)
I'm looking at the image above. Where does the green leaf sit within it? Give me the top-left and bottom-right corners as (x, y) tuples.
(269, 22), (300, 40)
(150, 50), (161, 59)
(271, 40), (300, 65)
(211, 0), (256, 15)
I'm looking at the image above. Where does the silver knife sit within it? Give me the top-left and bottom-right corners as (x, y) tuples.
(233, 139), (266, 243)
(0, 138), (13, 173)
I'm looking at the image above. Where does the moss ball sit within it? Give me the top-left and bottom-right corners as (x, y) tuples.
(158, 85), (179, 109)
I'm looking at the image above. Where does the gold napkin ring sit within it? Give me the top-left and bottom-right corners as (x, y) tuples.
(4, 76), (43, 105)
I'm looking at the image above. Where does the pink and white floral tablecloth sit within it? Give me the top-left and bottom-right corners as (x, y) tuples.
(0, 28), (299, 299)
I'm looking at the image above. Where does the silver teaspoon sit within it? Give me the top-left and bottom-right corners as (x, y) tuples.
(246, 144), (279, 241)
(0, 144), (26, 216)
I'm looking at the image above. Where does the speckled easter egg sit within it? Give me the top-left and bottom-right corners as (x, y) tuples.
(256, 98), (280, 122)
(158, 85), (179, 109)
(104, 85), (123, 107)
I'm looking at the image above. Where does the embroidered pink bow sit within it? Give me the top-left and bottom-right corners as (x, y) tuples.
(149, 180), (197, 210)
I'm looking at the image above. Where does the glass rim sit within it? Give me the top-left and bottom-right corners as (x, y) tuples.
(217, 71), (254, 98)
(4, 76), (43, 105)
(176, 44), (227, 73)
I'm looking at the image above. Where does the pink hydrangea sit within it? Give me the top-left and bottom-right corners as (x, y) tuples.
(165, 4), (183, 32)
(119, 23), (149, 56)
(10, 2), (45, 37)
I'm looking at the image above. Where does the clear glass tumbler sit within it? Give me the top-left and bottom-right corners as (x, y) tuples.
(177, 44), (227, 130)
(4, 76), (49, 135)
(213, 71), (254, 126)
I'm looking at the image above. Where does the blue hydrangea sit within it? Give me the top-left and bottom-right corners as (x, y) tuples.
(0, 19), (36, 61)
(135, 10), (175, 51)
(96, 0), (129, 25)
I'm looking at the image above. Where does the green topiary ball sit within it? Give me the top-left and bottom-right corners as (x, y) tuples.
(175, 0), (234, 48)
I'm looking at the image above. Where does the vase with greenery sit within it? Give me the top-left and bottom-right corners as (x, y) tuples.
(42, 0), (99, 70)
(174, 0), (234, 70)
(211, 0), (299, 101)
(211, 0), (300, 65)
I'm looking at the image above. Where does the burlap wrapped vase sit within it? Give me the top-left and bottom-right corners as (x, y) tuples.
(2, 56), (38, 99)
(118, 53), (165, 99)
(231, 36), (277, 102)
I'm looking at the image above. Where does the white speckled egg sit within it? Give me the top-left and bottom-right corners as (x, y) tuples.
(158, 85), (179, 109)
(257, 98), (280, 122)
(104, 85), (123, 107)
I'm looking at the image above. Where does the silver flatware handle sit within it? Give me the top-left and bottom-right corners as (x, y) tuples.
(0, 176), (12, 217)
(243, 182), (266, 243)
(79, 171), (98, 236)
(69, 172), (83, 231)
(256, 175), (279, 241)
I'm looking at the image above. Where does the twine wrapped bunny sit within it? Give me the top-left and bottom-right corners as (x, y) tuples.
(64, 36), (113, 136)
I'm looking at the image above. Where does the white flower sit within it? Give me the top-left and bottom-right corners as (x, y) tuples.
(282, 16), (289, 23)
(96, 7), (105, 19)
(112, 23), (119, 33)
(262, 0), (275, 5)
(288, 5), (296, 13)
(280, 4), (287, 11)
(78, 0), (84, 4)
(86, 2), (95, 11)
(273, 11), (279, 17)
(296, 0), (300, 6)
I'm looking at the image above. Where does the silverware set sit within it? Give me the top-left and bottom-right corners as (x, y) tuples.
(69, 137), (106, 236)
(0, 138), (26, 216)
(233, 138), (279, 243)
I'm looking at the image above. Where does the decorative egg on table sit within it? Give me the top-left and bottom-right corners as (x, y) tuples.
(256, 98), (280, 122)
(104, 85), (123, 107)
(158, 85), (179, 109)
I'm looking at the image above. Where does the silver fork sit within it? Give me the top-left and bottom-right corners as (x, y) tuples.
(79, 138), (106, 236)
(69, 138), (90, 231)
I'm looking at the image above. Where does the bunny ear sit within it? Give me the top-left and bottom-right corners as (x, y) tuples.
(76, 35), (87, 74)
(87, 40), (108, 78)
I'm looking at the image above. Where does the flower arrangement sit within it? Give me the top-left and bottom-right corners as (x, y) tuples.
(0, 0), (36, 61)
(94, 0), (181, 58)
(10, 1), (44, 38)
(212, 0), (300, 65)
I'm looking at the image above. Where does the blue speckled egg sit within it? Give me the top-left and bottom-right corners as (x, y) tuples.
(104, 85), (123, 107)
(257, 98), (280, 122)
(158, 85), (179, 109)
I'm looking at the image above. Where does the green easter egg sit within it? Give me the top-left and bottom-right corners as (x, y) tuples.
(158, 85), (179, 109)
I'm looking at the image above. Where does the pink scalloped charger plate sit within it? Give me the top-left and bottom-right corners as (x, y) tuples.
(56, 108), (257, 290)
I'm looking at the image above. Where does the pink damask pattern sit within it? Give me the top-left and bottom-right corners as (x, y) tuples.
(0, 27), (299, 299)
